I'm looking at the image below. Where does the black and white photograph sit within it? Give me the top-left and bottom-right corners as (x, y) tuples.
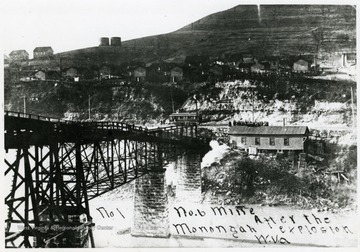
(1, 0), (358, 249)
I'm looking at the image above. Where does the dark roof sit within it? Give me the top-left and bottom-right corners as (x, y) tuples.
(170, 112), (198, 117)
(34, 47), (53, 52)
(229, 126), (309, 135)
(9, 50), (29, 56)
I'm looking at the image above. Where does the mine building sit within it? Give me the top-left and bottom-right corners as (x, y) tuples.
(33, 47), (54, 59)
(9, 50), (29, 62)
(228, 126), (309, 155)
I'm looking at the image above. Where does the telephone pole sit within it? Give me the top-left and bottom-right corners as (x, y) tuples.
(351, 86), (355, 128)
(23, 96), (26, 114)
(88, 94), (91, 120)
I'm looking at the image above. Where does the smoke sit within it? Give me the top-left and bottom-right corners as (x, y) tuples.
(201, 140), (230, 168)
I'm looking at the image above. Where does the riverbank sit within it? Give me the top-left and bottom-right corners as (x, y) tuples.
(201, 142), (357, 212)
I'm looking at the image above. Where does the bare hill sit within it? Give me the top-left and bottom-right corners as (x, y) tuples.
(58, 5), (355, 65)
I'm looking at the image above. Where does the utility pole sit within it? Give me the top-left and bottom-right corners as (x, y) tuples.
(351, 86), (355, 128)
(88, 94), (91, 120)
(170, 90), (175, 113)
(252, 87), (255, 122)
(23, 96), (26, 114)
(195, 95), (198, 116)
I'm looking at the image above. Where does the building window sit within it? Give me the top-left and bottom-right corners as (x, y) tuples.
(255, 137), (260, 145)
(284, 138), (289, 146)
(241, 137), (246, 144)
(270, 138), (275, 146)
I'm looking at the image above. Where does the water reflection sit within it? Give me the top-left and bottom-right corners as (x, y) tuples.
(131, 151), (203, 237)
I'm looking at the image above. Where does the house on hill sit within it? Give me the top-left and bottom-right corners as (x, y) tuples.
(224, 53), (243, 67)
(170, 66), (183, 83)
(33, 47), (54, 59)
(147, 62), (173, 83)
(46, 70), (61, 80)
(238, 62), (253, 73)
(34, 70), (46, 80)
(184, 55), (210, 68)
(242, 54), (255, 64)
(129, 66), (146, 82)
(4, 54), (10, 68)
(99, 65), (112, 79)
(209, 64), (225, 81)
(9, 50), (29, 62)
(250, 62), (265, 72)
(293, 59), (309, 72)
(228, 126), (309, 155)
(63, 67), (80, 80)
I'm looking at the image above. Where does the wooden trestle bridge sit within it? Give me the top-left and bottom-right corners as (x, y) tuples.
(4, 111), (210, 248)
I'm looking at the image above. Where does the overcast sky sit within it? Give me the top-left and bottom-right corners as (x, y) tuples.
(1, 0), (357, 57)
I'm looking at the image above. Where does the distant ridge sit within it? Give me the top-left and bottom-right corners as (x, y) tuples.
(57, 5), (355, 66)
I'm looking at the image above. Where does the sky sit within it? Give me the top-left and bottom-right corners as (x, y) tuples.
(1, 0), (357, 58)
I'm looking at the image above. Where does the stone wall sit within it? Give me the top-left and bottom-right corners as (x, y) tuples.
(175, 154), (202, 203)
(131, 170), (169, 238)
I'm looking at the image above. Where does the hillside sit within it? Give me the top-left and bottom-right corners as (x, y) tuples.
(4, 81), (188, 124)
(181, 77), (356, 134)
(56, 5), (355, 66)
